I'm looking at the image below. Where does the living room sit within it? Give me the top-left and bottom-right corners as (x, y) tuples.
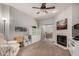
(0, 3), (79, 56)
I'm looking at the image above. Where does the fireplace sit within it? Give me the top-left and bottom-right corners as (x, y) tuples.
(57, 35), (67, 47)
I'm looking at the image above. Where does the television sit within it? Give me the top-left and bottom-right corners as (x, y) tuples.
(74, 23), (79, 30)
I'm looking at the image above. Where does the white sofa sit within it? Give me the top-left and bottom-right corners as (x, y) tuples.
(0, 33), (20, 56)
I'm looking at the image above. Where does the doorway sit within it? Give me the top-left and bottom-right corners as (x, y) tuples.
(42, 24), (53, 40)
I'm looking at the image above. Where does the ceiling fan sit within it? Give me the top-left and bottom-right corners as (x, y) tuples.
(32, 3), (55, 14)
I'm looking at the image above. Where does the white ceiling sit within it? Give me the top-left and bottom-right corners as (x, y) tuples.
(4, 3), (72, 20)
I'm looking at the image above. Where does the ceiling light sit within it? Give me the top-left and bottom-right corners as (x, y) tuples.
(32, 3), (55, 14)
(52, 10), (57, 13)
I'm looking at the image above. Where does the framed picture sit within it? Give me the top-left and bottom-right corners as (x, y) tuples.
(15, 26), (27, 32)
(57, 18), (67, 30)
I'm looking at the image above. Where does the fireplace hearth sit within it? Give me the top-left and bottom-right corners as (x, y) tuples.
(57, 35), (67, 47)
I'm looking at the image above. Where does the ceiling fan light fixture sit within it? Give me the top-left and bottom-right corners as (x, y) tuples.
(37, 11), (40, 14)
(52, 10), (57, 13)
(32, 3), (56, 14)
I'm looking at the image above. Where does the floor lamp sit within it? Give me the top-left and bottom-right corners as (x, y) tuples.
(2, 17), (11, 55)
(2, 17), (7, 40)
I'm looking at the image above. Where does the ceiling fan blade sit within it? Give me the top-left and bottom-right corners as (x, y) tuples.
(46, 6), (55, 9)
(32, 7), (41, 9)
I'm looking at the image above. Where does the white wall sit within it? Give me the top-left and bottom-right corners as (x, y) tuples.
(9, 7), (37, 40)
(72, 4), (79, 25)
(0, 5), (3, 34)
(0, 4), (10, 40)
(54, 7), (72, 47)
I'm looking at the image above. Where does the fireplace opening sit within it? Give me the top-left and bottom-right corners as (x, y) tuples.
(57, 35), (67, 47)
